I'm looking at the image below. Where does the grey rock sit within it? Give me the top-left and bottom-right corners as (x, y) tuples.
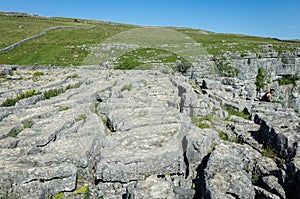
(254, 186), (280, 199)
(134, 175), (175, 199)
(254, 108), (300, 160)
(261, 176), (285, 199)
(255, 156), (279, 176)
(173, 186), (195, 199)
(1, 64), (300, 198)
(202, 142), (260, 199)
(185, 127), (219, 174)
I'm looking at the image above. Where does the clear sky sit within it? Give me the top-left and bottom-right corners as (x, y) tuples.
(1, 0), (299, 39)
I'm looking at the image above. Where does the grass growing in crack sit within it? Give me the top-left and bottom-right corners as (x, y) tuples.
(67, 73), (79, 79)
(224, 107), (251, 120)
(74, 186), (90, 199)
(1, 89), (41, 107)
(219, 132), (228, 141)
(54, 192), (65, 199)
(43, 82), (82, 99)
(262, 147), (277, 158)
(279, 75), (299, 86)
(59, 106), (70, 111)
(74, 186), (89, 194)
(121, 84), (133, 91)
(75, 114), (86, 122)
(191, 115), (213, 129)
(251, 173), (259, 184)
(8, 121), (34, 137)
(33, 71), (43, 77)
(93, 101), (100, 114)
(0, 191), (18, 199)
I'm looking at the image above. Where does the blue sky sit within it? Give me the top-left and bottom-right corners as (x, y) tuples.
(1, 0), (299, 39)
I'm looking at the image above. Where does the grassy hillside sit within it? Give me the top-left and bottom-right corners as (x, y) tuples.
(174, 28), (300, 56)
(0, 12), (299, 67)
(0, 12), (135, 66)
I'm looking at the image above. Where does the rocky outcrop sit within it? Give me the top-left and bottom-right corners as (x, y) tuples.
(0, 65), (299, 198)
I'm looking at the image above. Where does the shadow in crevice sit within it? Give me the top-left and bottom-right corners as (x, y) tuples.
(182, 136), (190, 179)
(193, 153), (211, 199)
(249, 130), (264, 145)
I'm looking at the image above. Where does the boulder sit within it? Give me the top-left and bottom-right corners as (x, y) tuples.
(201, 142), (260, 199)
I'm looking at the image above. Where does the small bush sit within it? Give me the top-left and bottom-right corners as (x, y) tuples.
(255, 67), (266, 91)
(279, 75), (299, 86)
(217, 62), (239, 77)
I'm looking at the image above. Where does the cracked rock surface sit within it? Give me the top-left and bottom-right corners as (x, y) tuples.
(0, 65), (299, 199)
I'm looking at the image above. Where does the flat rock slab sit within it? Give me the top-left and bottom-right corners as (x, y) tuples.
(95, 71), (187, 182)
(1, 67), (217, 198)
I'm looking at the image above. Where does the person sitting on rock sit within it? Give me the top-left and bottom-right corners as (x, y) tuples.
(259, 89), (275, 102)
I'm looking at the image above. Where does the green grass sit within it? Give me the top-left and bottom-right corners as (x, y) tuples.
(67, 73), (79, 79)
(0, 13), (134, 66)
(0, 13), (89, 49)
(43, 82), (82, 99)
(216, 60), (239, 77)
(224, 107), (251, 120)
(0, 191), (18, 199)
(76, 113), (86, 122)
(59, 106), (70, 111)
(262, 147), (277, 158)
(74, 186), (89, 194)
(8, 121), (34, 137)
(251, 173), (259, 184)
(191, 115), (213, 129)
(121, 84), (133, 91)
(74, 186), (90, 199)
(279, 75), (299, 86)
(54, 192), (65, 199)
(255, 67), (266, 91)
(1, 89), (41, 107)
(33, 71), (43, 77)
(1, 12), (299, 67)
(219, 132), (228, 141)
(175, 28), (300, 56)
(114, 48), (191, 70)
